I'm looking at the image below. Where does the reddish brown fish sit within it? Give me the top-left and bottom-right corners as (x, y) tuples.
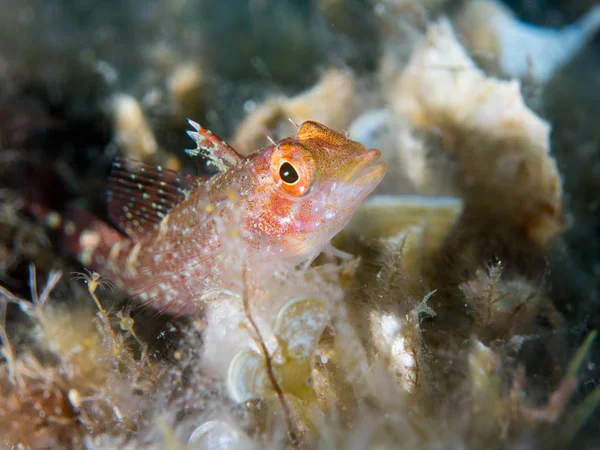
(52, 120), (386, 314)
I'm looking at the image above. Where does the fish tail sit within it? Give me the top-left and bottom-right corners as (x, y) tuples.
(22, 200), (125, 270)
(61, 204), (126, 269)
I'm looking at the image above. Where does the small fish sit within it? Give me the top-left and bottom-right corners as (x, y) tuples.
(48, 121), (386, 314)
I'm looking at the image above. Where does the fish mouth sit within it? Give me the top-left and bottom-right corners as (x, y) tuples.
(350, 149), (386, 186)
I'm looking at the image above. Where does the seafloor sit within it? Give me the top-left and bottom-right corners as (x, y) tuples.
(0, 0), (599, 449)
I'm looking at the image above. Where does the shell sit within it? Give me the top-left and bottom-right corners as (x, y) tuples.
(273, 296), (329, 362)
(227, 349), (270, 403)
(188, 420), (253, 449)
(273, 296), (329, 399)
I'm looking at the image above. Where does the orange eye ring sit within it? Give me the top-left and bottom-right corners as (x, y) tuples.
(271, 144), (315, 197)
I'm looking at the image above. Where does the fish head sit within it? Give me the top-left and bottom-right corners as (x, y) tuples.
(244, 120), (386, 259)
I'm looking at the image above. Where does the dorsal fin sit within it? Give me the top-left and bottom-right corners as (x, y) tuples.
(185, 119), (243, 174)
(107, 158), (198, 240)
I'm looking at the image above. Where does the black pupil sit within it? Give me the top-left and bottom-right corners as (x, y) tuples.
(279, 162), (299, 184)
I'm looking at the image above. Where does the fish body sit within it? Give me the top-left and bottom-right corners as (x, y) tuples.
(61, 121), (386, 314)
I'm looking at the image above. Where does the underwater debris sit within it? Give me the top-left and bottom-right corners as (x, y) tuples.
(389, 18), (563, 245)
(454, 0), (600, 84)
(232, 69), (359, 155)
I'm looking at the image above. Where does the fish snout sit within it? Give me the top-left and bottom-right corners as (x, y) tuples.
(348, 149), (386, 186)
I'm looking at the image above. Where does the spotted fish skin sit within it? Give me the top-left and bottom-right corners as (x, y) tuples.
(61, 121), (386, 315)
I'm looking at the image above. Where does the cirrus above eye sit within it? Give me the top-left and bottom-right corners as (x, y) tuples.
(279, 162), (299, 184)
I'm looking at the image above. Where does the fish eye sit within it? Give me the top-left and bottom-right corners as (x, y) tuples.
(270, 143), (315, 197)
(279, 162), (299, 184)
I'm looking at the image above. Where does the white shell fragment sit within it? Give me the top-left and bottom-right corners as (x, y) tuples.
(188, 420), (254, 450)
(454, 1), (600, 83)
(227, 349), (269, 403)
(273, 296), (329, 361)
